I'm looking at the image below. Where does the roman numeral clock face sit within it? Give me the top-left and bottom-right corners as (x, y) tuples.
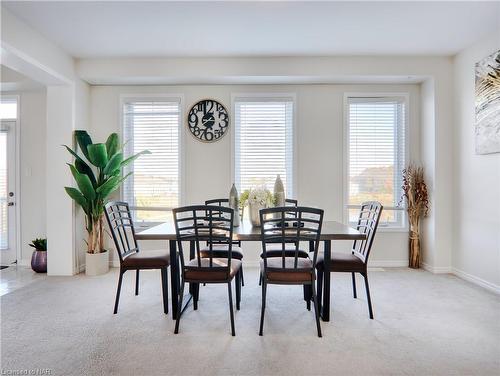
(187, 99), (229, 142)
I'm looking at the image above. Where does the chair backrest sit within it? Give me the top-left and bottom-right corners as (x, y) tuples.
(104, 201), (139, 263)
(260, 206), (324, 270)
(352, 201), (383, 264)
(285, 198), (298, 218)
(173, 205), (235, 275)
(205, 198), (241, 245)
(205, 198), (229, 216)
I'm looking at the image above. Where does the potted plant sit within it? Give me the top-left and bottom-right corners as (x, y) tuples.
(401, 165), (429, 269)
(64, 130), (149, 276)
(30, 238), (47, 273)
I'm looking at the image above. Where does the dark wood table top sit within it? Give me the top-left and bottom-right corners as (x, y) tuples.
(136, 220), (365, 241)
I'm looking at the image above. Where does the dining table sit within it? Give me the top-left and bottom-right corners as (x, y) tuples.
(136, 219), (366, 322)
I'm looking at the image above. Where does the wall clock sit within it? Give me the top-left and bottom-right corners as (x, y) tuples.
(187, 99), (229, 142)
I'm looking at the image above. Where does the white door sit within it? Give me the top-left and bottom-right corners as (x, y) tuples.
(0, 119), (17, 265)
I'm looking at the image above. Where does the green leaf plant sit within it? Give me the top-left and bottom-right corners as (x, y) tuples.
(64, 131), (150, 254)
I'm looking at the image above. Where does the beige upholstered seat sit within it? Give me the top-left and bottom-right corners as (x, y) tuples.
(185, 258), (242, 282)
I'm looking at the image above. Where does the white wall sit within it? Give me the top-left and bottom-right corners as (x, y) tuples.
(90, 83), (420, 266)
(18, 89), (47, 263)
(2, 8), (91, 275)
(452, 33), (500, 292)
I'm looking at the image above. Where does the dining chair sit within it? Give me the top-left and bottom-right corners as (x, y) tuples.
(258, 199), (306, 286)
(262, 198), (303, 255)
(104, 201), (170, 315)
(202, 199), (245, 286)
(172, 205), (242, 336)
(259, 206), (324, 337)
(316, 201), (383, 319)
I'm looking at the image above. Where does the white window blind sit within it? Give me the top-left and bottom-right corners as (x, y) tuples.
(122, 99), (181, 223)
(234, 98), (294, 195)
(346, 96), (406, 228)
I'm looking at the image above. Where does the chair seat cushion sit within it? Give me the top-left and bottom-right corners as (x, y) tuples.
(260, 257), (313, 283)
(122, 249), (170, 269)
(199, 245), (243, 260)
(185, 258), (242, 282)
(260, 248), (309, 259)
(315, 252), (365, 272)
(266, 243), (298, 251)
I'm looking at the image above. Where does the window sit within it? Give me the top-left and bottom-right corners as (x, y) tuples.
(0, 98), (17, 120)
(345, 95), (407, 229)
(233, 95), (295, 196)
(122, 97), (182, 223)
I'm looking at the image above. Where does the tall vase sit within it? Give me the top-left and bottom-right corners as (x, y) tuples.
(229, 183), (240, 227)
(249, 202), (265, 227)
(273, 175), (285, 207)
(409, 220), (421, 269)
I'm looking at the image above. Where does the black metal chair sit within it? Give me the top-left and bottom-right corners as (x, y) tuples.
(104, 201), (170, 315)
(202, 199), (245, 286)
(258, 199), (304, 285)
(259, 206), (324, 337)
(316, 201), (383, 319)
(173, 205), (242, 336)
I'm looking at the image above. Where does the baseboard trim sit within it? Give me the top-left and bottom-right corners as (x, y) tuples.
(17, 259), (31, 267)
(421, 262), (452, 274)
(368, 260), (407, 268)
(452, 267), (500, 295)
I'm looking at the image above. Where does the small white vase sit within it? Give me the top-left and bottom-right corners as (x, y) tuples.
(85, 250), (109, 276)
(249, 202), (266, 227)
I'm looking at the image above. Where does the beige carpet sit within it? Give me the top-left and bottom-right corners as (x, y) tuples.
(1, 267), (499, 376)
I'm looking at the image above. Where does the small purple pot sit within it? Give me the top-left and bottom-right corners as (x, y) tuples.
(31, 250), (47, 273)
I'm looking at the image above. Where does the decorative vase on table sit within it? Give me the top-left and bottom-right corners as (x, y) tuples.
(273, 175), (285, 219)
(249, 202), (266, 227)
(247, 186), (272, 227)
(273, 174), (285, 207)
(229, 183), (240, 227)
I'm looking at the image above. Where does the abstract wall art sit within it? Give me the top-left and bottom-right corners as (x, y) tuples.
(475, 50), (500, 155)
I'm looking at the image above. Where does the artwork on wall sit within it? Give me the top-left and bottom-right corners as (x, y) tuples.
(475, 50), (500, 155)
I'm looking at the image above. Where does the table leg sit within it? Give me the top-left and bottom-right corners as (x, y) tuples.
(303, 240), (315, 304)
(169, 240), (179, 320)
(189, 241), (195, 294)
(321, 239), (331, 321)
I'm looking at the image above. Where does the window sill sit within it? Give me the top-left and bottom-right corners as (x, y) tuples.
(135, 222), (164, 230)
(375, 226), (409, 233)
(349, 223), (408, 233)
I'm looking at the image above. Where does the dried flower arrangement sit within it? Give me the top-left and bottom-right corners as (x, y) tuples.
(401, 165), (429, 268)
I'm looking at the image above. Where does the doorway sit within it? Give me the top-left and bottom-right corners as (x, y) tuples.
(0, 96), (19, 266)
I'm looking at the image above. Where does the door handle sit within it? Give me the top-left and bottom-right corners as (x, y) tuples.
(7, 202), (14, 206)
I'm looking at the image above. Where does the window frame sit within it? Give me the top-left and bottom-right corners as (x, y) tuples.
(231, 92), (298, 198)
(343, 92), (410, 232)
(119, 93), (186, 227)
(0, 94), (21, 261)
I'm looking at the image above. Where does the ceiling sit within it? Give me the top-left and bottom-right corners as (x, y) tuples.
(2, 1), (499, 59)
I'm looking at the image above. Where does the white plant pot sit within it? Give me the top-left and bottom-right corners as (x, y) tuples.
(249, 202), (266, 227)
(85, 250), (109, 276)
